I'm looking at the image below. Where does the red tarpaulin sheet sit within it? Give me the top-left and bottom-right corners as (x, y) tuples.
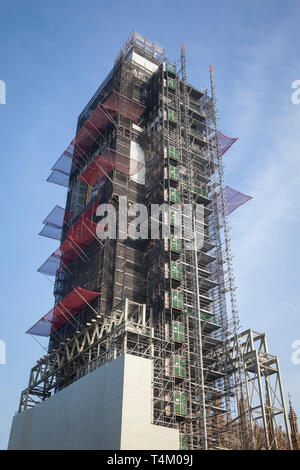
(102, 91), (146, 121)
(80, 155), (114, 186)
(72, 105), (115, 163)
(37, 202), (100, 276)
(58, 202), (99, 263)
(48, 92), (146, 174)
(47, 109), (114, 181)
(224, 186), (252, 214)
(59, 218), (97, 263)
(26, 286), (100, 337)
(79, 150), (144, 186)
(72, 93), (145, 164)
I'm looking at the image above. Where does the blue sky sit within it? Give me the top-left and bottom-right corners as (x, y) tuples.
(1, 0), (300, 449)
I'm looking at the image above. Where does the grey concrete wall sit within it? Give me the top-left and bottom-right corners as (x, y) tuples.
(8, 354), (179, 450)
(121, 354), (179, 450)
(8, 356), (125, 450)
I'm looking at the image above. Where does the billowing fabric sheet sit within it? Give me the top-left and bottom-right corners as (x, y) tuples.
(26, 287), (100, 336)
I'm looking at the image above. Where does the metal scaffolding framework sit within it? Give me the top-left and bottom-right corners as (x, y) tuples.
(18, 32), (291, 450)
